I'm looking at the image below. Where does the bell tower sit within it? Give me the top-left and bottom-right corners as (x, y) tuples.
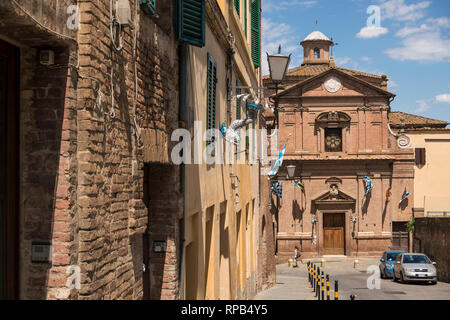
(301, 30), (334, 65)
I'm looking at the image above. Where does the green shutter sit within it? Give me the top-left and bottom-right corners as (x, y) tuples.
(244, 0), (247, 38)
(207, 54), (217, 143)
(175, 0), (205, 48)
(250, 0), (260, 67)
(236, 81), (241, 120)
(140, 0), (156, 15)
(234, 0), (240, 16)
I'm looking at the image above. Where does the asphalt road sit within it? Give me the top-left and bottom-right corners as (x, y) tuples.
(307, 258), (450, 300)
(255, 258), (450, 300)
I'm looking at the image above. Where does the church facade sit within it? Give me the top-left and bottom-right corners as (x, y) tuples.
(264, 31), (415, 261)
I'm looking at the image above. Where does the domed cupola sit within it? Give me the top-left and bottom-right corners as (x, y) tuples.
(301, 30), (334, 65)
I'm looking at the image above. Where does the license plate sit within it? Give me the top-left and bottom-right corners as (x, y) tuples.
(415, 274), (425, 277)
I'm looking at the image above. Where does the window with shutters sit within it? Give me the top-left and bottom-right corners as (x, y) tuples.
(250, 0), (260, 67)
(234, 0), (240, 17)
(140, 0), (156, 15)
(415, 148), (426, 166)
(206, 54), (217, 145)
(175, 0), (205, 48)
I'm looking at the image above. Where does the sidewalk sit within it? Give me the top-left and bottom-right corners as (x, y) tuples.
(254, 262), (316, 300)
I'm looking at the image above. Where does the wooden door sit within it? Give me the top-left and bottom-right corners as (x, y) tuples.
(0, 40), (19, 300)
(323, 213), (345, 255)
(392, 222), (409, 251)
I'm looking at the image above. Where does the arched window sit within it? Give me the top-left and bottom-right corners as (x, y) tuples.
(314, 48), (320, 59)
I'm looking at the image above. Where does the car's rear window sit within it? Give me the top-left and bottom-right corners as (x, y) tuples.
(402, 255), (430, 264)
(386, 252), (401, 261)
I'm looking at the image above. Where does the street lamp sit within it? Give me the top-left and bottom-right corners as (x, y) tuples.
(286, 165), (296, 179)
(266, 45), (291, 94)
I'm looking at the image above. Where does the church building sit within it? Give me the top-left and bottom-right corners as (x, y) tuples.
(263, 30), (415, 261)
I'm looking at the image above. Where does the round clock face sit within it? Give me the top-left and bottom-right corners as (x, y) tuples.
(325, 76), (342, 93)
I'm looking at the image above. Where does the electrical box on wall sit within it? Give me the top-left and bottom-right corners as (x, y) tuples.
(31, 242), (52, 263)
(39, 50), (55, 66)
(116, 0), (132, 26)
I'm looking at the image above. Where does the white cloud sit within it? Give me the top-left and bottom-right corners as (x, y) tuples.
(379, 0), (431, 22)
(261, 18), (301, 75)
(356, 26), (389, 38)
(335, 57), (351, 65)
(262, 0), (317, 11)
(436, 94), (450, 103)
(385, 32), (450, 62)
(361, 56), (373, 63)
(395, 23), (431, 37)
(415, 99), (430, 113)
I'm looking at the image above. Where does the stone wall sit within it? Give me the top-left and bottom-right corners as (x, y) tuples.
(414, 217), (450, 283)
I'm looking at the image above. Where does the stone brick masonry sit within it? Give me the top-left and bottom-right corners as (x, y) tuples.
(0, 0), (179, 299)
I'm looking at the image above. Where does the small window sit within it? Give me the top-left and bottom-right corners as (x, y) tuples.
(415, 148), (426, 166)
(325, 128), (342, 152)
(314, 48), (320, 59)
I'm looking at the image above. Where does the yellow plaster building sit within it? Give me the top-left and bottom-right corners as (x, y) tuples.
(182, 0), (263, 300)
(390, 112), (450, 217)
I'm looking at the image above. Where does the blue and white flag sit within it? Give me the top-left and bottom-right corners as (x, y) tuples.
(363, 176), (373, 198)
(271, 182), (283, 198)
(268, 135), (291, 177)
(399, 187), (410, 204)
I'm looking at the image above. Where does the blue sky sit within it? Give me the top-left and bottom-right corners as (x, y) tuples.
(261, 0), (450, 123)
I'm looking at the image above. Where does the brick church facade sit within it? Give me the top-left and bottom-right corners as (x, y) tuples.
(264, 31), (415, 262)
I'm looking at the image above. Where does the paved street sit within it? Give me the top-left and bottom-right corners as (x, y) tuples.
(255, 257), (450, 300)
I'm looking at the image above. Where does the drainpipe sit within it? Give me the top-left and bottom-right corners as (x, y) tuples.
(178, 42), (188, 300)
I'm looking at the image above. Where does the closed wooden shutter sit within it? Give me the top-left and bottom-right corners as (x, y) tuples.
(244, 0), (247, 38)
(415, 148), (426, 166)
(175, 0), (205, 48)
(236, 81), (241, 120)
(250, 0), (260, 67)
(206, 54), (217, 144)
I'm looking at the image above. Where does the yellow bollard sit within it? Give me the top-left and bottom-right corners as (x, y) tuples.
(321, 258), (325, 267)
(353, 259), (359, 268)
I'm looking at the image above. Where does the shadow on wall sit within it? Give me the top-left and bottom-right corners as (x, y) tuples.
(21, 46), (71, 299)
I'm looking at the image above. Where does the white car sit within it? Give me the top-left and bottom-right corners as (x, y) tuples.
(393, 253), (437, 285)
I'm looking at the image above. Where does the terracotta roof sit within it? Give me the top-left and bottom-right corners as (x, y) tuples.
(389, 111), (448, 128)
(264, 64), (382, 80)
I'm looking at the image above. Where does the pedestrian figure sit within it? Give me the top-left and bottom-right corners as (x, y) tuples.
(293, 246), (300, 267)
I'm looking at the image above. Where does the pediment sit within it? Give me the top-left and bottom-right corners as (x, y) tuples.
(272, 68), (394, 99)
(313, 189), (356, 204)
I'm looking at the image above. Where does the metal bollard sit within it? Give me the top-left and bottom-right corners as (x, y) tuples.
(353, 259), (359, 268)
(326, 275), (330, 300)
(313, 265), (316, 291)
(316, 267), (321, 298)
(321, 258), (325, 267)
(334, 280), (339, 300)
(321, 271), (324, 300)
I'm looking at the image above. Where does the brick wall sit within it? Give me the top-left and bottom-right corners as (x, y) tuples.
(414, 217), (450, 283)
(1, 0), (179, 299)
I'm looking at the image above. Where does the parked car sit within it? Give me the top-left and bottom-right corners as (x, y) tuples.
(393, 253), (437, 285)
(379, 250), (406, 279)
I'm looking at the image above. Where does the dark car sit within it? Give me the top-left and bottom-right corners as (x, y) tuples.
(379, 250), (406, 279)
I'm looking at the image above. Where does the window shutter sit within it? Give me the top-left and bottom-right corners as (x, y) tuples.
(175, 0), (205, 48)
(234, 0), (240, 16)
(206, 54), (217, 143)
(415, 148), (426, 165)
(236, 81), (241, 120)
(140, 0), (156, 15)
(250, 0), (260, 67)
(244, 0), (247, 38)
